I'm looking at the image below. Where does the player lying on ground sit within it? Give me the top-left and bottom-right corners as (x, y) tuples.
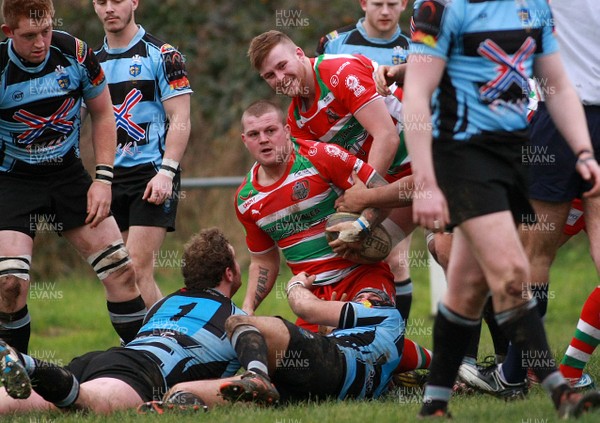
(157, 272), (404, 410)
(0, 228), (244, 415)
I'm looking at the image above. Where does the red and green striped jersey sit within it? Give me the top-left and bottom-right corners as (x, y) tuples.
(235, 139), (376, 285)
(287, 54), (408, 177)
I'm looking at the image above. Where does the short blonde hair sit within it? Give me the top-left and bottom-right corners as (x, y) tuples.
(248, 30), (295, 71)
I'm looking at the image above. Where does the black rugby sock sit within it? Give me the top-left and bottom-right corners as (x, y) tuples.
(230, 324), (270, 380)
(0, 305), (31, 354)
(496, 299), (557, 384)
(107, 296), (147, 344)
(420, 303), (479, 416)
(482, 296), (509, 362)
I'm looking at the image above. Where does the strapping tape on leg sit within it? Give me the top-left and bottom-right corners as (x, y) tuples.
(87, 241), (131, 280)
(0, 256), (32, 281)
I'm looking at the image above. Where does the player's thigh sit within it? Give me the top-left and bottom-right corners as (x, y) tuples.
(0, 231), (33, 256)
(62, 216), (124, 258)
(126, 226), (167, 267)
(78, 377), (143, 413)
(520, 199), (570, 260)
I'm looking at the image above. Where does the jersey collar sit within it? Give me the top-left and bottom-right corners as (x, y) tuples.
(8, 39), (50, 73)
(102, 25), (145, 55)
(356, 17), (401, 44)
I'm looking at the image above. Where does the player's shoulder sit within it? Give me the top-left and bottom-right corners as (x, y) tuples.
(317, 23), (358, 54)
(142, 31), (182, 57)
(51, 30), (89, 63)
(324, 23), (359, 42)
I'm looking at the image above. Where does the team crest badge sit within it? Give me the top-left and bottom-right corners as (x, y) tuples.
(291, 180), (309, 201)
(129, 55), (142, 77)
(55, 65), (70, 90)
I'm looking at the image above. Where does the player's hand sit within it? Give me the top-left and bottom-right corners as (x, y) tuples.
(287, 272), (316, 291)
(335, 172), (367, 212)
(412, 182), (449, 233)
(576, 152), (600, 197)
(86, 181), (112, 228)
(143, 173), (173, 204)
(374, 64), (402, 96)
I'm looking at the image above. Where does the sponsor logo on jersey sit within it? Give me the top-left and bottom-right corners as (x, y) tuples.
(345, 74), (366, 97)
(291, 180), (310, 201)
(335, 61), (351, 75)
(114, 88), (146, 142)
(160, 43), (176, 54)
(308, 146), (318, 156)
(12, 91), (24, 102)
(75, 38), (87, 64)
(412, 0), (448, 48)
(330, 74), (339, 87)
(477, 37), (535, 104)
(13, 98), (75, 145)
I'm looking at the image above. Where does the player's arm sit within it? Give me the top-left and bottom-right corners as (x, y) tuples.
(402, 54), (450, 230)
(535, 53), (600, 197)
(354, 99), (400, 176)
(285, 273), (345, 327)
(85, 86), (117, 228)
(143, 94), (192, 204)
(243, 248), (280, 315)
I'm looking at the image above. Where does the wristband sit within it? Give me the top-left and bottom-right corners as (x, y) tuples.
(95, 164), (113, 185)
(353, 215), (371, 234)
(577, 149), (593, 158)
(576, 149), (596, 164)
(159, 158), (179, 179)
(286, 280), (306, 297)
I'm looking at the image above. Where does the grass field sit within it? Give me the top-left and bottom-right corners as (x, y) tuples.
(7, 231), (600, 422)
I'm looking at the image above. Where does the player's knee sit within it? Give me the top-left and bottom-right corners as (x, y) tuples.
(87, 241), (135, 286)
(493, 260), (529, 299)
(224, 315), (250, 337)
(0, 256), (31, 302)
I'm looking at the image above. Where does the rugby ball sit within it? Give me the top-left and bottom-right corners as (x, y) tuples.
(325, 212), (392, 263)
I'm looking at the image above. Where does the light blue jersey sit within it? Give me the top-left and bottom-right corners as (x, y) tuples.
(317, 18), (410, 65)
(95, 26), (192, 168)
(0, 31), (105, 172)
(127, 288), (244, 386)
(411, 0), (558, 141)
(331, 302), (404, 399)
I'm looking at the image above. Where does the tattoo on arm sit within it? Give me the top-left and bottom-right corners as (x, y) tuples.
(254, 266), (269, 309)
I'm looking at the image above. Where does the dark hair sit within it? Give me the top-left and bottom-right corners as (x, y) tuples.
(241, 99), (285, 128)
(2, 0), (54, 29)
(182, 228), (235, 290)
(248, 30), (295, 71)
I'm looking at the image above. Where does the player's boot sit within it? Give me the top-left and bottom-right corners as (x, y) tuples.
(137, 392), (208, 414)
(220, 371), (280, 405)
(0, 340), (31, 399)
(557, 389), (600, 419)
(458, 363), (528, 400)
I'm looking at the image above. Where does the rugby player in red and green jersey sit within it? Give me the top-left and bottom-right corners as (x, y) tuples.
(234, 100), (431, 374)
(247, 30), (418, 302)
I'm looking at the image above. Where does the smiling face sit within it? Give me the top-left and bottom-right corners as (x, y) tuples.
(241, 109), (293, 171)
(360, 0), (407, 39)
(1, 16), (52, 64)
(93, 0), (137, 34)
(258, 41), (309, 98)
